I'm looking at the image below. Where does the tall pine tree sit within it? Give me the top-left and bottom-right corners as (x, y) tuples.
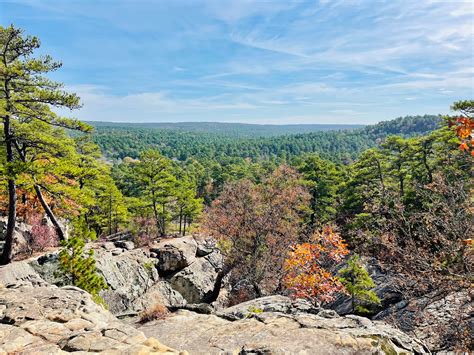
(0, 25), (90, 264)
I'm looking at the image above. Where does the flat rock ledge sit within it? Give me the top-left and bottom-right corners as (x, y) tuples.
(140, 296), (430, 355)
(0, 284), (187, 354)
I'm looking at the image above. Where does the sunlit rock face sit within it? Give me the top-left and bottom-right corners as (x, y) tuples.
(138, 295), (430, 355)
(0, 284), (185, 354)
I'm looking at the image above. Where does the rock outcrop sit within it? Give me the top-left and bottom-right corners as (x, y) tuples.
(139, 295), (430, 355)
(152, 237), (197, 274)
(169, 252), (222, 304)
(0, 217), (32, 257)
(328, 257), (472, 352)
(374, 289), (473, 352)
(0, 236), (224, 316)
(0, 237), (434, 354)
(0, 283), (186, 354)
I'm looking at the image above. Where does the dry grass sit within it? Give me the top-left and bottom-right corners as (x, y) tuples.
(139, 301), (170, 323)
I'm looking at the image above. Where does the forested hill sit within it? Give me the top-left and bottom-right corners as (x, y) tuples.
(88, 121), (364, 137)
(91, 115), (442, 163)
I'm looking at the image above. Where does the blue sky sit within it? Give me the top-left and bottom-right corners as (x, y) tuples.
(1, 0), (473, 124)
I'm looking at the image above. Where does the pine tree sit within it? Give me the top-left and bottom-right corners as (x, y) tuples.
(0, 25), (90, 264)
(295, 154), (342, 228)
(135, 150), (176, 236)
(338, 254), (380, 314)
(175, 173), (202, 236)
(59, 218), (108, 305)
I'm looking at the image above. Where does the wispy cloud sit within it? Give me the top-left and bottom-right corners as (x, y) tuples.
(4, 0), (473, 123)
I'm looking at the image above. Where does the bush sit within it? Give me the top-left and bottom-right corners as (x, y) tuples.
(139, 301), (170, 323)
(30, 214), (58, 251)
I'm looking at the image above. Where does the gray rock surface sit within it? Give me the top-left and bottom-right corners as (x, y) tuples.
(374, 289), (473, 352)
(151, 237), (197, 274)
(0, 236), (224, 316)
(114, 240), (135, 250)
(94, 248), (161, 315)
(0, 284), (186, 354)
(194, 235), (217, 257)
(0, 217), (31, 257)
(328, 257), (472, 352)
(140, 296), (429, 355)
(0, 258), (49, 287)
(216, 295), (320, 320)
(169, 253), (222, 304)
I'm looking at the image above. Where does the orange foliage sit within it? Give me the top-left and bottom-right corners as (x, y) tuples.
(283, 226), (349, 304)
(448, 116), (474, 156)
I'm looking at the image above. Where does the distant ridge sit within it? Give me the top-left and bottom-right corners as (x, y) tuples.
(86, 121), (365, 138)
(90, 115), (442, 163)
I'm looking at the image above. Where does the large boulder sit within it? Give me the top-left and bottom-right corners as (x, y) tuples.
(94, 248), (161, 316)
(0, 259), (48, 287)
(0, 284), (186, 354)
(151, 237), (198, 274)
(139, 296), (429, 354)
(216, 295), (320, 320)
(169, 252), (223, 304)
(0, 218), (31, 257)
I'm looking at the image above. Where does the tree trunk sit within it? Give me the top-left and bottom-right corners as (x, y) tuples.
(0, 117), (17, 265)
(350, 275), (355, 313)
(182, 216), (186, 236)
(34, 184), (66, 241)
(151, 190), (160, 237)
(108, 193), (112, 235)
(0, 180), (17, 265)
(162, 203), (166, 236)
(399, 175), (404, 197)
(309, 192), (317, 231)
(252, 282), (263, 298)
(422, 147), (433, 183)
(375, 159), (385, 198)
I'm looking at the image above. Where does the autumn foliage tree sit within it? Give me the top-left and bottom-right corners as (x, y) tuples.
(283, 226), (349, 304)
(447, 100), (474, 156)
(204, 165), (310, 301)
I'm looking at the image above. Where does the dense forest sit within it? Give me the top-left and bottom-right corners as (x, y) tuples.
(92, 115), (441, 163)
(89, 121), (365, 137)
(1, 25), (472, 351)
